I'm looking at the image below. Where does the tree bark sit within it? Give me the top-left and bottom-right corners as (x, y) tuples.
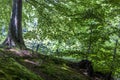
(2, 0), (26, 49)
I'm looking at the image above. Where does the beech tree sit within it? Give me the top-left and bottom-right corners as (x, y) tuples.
(2, 0), (26, 49)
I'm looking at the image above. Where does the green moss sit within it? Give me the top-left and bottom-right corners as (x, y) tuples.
(0, 58), (43, 80)
(0, 49), (91, 80)
(39, 63), (90, 80)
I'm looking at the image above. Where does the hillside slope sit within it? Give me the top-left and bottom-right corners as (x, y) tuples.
(0, 48), (91, 80)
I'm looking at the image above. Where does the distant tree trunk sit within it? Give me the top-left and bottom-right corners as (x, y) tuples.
(113, 39), (118, 62)
(88, 26), (93, 54)
(111, 39), (118, 71)
(2, 0), (26, 49)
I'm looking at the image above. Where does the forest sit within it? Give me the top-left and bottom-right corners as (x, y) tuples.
(0, 0), (120, 80)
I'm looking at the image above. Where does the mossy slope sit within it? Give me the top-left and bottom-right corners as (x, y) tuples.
(0, 49), (91, 80)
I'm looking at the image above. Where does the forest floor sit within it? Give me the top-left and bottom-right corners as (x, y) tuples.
(0, 48), (105, 80)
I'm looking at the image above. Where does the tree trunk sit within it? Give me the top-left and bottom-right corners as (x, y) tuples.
(2, 0), (26, 49)
(111, 39), (118, 71)
(87, 26), (92, 54)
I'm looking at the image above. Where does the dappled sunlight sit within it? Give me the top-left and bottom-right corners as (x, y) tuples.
(24, 59), (40, 66)
(0, 0), (120, 79)
(9, 49), (32, 57)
